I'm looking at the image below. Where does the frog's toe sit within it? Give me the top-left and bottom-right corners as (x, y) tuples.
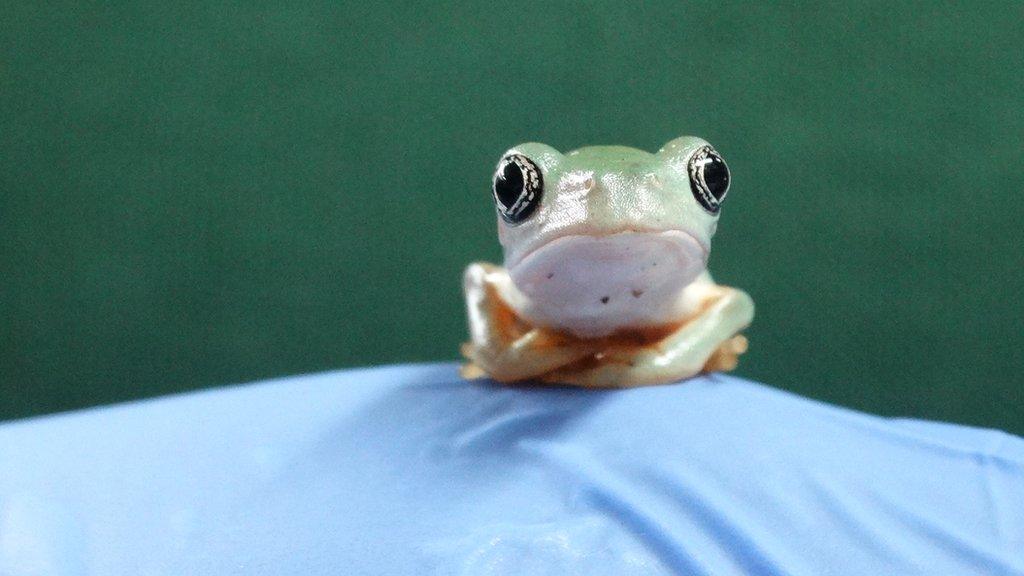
(459, 362), (488, 380)
(702, 334), (748, 373)
(726, 334), (749, 355)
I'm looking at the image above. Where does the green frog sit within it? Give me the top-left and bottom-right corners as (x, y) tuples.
(461, 136), (754, 388)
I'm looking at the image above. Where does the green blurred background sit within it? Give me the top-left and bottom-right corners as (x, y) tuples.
(1, 2), (1021, 432)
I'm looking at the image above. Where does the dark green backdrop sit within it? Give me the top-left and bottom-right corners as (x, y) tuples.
(2, 2), (1021, 433)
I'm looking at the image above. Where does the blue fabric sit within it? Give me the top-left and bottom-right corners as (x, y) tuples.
(0, 363), (1022, 575)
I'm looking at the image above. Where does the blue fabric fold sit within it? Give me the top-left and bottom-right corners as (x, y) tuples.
(1, 363), (1021, 575)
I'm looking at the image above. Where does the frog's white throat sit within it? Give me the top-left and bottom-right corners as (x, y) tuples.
(502, 230), (708, 338)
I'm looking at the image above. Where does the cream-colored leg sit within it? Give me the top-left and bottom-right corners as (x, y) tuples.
(542, 285), (754, 388)
(461, 263), (602, 382)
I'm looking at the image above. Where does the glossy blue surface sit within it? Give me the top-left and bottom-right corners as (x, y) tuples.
(1, 364), (1021, 575)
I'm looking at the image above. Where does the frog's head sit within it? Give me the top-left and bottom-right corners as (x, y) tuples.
(490, 136), (733, 332)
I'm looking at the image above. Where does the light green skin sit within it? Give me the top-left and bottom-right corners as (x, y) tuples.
(463, 136), (755, 387)
(498, 137), (719, 271)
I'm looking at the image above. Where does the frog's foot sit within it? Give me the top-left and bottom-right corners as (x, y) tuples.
(461, 328), (604, 383)
(702, 334), (748, 373)
(462, 262), (604, 382)
(537, 287), (754, 388)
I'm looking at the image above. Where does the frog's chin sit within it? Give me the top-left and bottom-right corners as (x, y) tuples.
(505, 230), (708, 338)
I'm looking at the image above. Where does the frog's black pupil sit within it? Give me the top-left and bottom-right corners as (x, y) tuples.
(703, 155), (730, 201)
(687, 146), (730, 214)
(495, 162), (523, 211)
(493, 154), (543, 224)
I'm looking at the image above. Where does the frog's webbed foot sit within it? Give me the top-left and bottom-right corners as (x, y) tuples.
(461, 263), (602, 382)
(539, 286), (754, 388)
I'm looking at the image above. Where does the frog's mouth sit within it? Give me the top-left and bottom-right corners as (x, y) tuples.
(506, 230), (708, 337)
(507, 228), (708, 272)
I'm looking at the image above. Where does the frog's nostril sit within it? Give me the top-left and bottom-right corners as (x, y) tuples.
(600, 296), (610, 304)
(631, 289), (644, 298)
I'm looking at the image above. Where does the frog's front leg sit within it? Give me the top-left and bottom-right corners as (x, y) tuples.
(542, 283), (754, 388)
(461, 263), (602, 382)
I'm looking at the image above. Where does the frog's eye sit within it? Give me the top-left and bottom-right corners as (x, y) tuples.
(492, 154), (543, 225)
(687, 145), (730, 215)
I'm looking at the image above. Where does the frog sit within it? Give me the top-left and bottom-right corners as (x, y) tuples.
(460, 136), (754, 388)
